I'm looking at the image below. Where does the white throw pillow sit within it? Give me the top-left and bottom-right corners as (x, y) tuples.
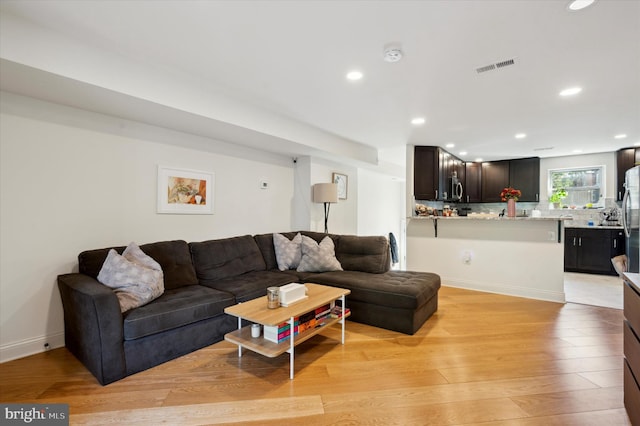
(97, 242), (164, 312)
(273, 233), (302, 271)
(297, 235), (343, 272)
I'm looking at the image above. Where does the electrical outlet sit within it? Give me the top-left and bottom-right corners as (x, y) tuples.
(462, 250), (472, 264)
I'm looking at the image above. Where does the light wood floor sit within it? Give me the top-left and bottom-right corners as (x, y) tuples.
(0, 286), (631, 425)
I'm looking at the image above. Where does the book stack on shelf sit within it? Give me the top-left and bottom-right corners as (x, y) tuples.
(263, 303), (338, 343)
(263, 322), (291, 343)
(330, 305), (350, 319)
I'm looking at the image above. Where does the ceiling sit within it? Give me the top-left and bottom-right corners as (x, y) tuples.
(1, 0), (639, 168)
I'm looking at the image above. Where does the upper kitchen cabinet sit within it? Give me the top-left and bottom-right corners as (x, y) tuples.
(509, 157), (540, 202)
(617, 148), (639, 201)
(414, 146), (439, 200)
(465, 162), (482, 203)
(481, 160), (510, 202)
(414, 146), (465, 201)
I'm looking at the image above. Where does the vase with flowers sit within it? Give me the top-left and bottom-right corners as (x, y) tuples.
(500, 187), (521, 217)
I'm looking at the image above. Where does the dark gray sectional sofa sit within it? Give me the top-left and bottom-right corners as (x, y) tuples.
(57, 231), (440, 385)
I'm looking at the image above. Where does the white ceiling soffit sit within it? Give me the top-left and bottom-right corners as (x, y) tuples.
(0, 59), (381, 165)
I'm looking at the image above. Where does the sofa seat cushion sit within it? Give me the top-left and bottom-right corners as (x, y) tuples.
(123, 285), (235, 340)
(305, 271), (440, 310)
(201, 270), (297, 303)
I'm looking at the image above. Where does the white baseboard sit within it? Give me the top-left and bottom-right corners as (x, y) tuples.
(443, 277), (566, 304)
(0, 332), (65, 363)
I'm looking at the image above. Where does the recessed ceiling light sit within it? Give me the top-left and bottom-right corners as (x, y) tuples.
(615, 134), (628, 139)
(567, 0), (596, 11)
(411, 117), (426, 125)
(445, 143), (455, 148)
(459, 151), (468, 156)
(634, 142), (640, 147)
(346, 70), (363, 81)
(474, 158), (483, 162)
(573, 149), (583, 153)
(559, 87), (582, 97)
(515, 133), (527, 139)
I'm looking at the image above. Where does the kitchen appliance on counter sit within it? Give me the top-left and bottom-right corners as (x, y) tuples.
(600, 207), (620, 226)
(623, 166), (640, 273)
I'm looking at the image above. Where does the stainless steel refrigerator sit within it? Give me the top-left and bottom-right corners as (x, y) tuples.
(623, 166), (640, 273)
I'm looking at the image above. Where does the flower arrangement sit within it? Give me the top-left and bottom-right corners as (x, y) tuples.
(500, 187), (521, 201)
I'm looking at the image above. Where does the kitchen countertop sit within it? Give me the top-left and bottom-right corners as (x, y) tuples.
(409, 215), (572, 221)
(565, 224), (623, 229)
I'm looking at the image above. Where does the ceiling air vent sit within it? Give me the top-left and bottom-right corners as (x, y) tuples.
(533, 147), (555, 152)
(476, 57), (517, 74)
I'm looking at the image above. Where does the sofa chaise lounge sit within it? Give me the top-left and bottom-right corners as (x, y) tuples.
(57, 231), (440, 385)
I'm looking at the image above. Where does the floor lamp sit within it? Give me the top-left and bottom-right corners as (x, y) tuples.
(313, 183), (338, 233)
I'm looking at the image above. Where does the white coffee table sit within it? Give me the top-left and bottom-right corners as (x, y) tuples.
(224, 283), (350, 379)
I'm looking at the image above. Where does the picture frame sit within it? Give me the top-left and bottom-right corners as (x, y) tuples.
(332, 172), (348, 200)
(157, 166), (214, 214)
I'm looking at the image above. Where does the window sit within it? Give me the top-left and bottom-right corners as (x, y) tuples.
(548, 166), (604, 208)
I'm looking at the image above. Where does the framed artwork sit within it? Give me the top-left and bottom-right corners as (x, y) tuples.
(157, 166), (214, 214)
(333, 172), (348, 200)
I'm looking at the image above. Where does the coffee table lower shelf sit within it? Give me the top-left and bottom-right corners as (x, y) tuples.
(224, 312), (350, 378)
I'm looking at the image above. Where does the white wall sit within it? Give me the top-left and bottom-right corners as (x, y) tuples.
(0, 94), (296, 362)
(0, 93), (404, 362)
(407, 219), (566, 303)
(309, 158), (358, 235)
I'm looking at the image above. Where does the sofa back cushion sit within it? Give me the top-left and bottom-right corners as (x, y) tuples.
(79, 240), (199, 290)
(139, 241), (199, 289)
(333, 235), (391, 274)
(254, 232), (299, 270)
(264, 231), (390, 274)
(190, 235), (267, 283)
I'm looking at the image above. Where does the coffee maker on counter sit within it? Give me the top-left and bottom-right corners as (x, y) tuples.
(600, 207), (620, 226)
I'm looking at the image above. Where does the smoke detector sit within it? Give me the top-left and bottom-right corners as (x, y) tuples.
(383, 46), (403, 63)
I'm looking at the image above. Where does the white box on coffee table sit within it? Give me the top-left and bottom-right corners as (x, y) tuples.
(279, 283), (307, 306)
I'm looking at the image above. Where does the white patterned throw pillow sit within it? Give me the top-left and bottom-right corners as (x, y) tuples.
(97, 242), (164, 312)
(297, 235), (343, 272)
(273, 233), (302, 271)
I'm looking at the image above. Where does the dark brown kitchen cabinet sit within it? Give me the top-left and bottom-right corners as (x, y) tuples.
(509, 157), (540, 202)
(414, 146), (439, 200)
(564, 228), (624, 275)
(414, 146), (465, 201)
(465, 162), (482, 203)
(481, 160), (509, 202)
(623, 274), (640, 425)
(617, 148), (638, 201)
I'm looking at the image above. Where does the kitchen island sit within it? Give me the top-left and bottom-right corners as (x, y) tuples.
(406, 215), (571, 303)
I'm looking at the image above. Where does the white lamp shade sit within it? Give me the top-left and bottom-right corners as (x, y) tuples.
(313, 183), (338, 203)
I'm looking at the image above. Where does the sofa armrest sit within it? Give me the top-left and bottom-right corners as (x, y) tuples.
(57, 273), (126, 385)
